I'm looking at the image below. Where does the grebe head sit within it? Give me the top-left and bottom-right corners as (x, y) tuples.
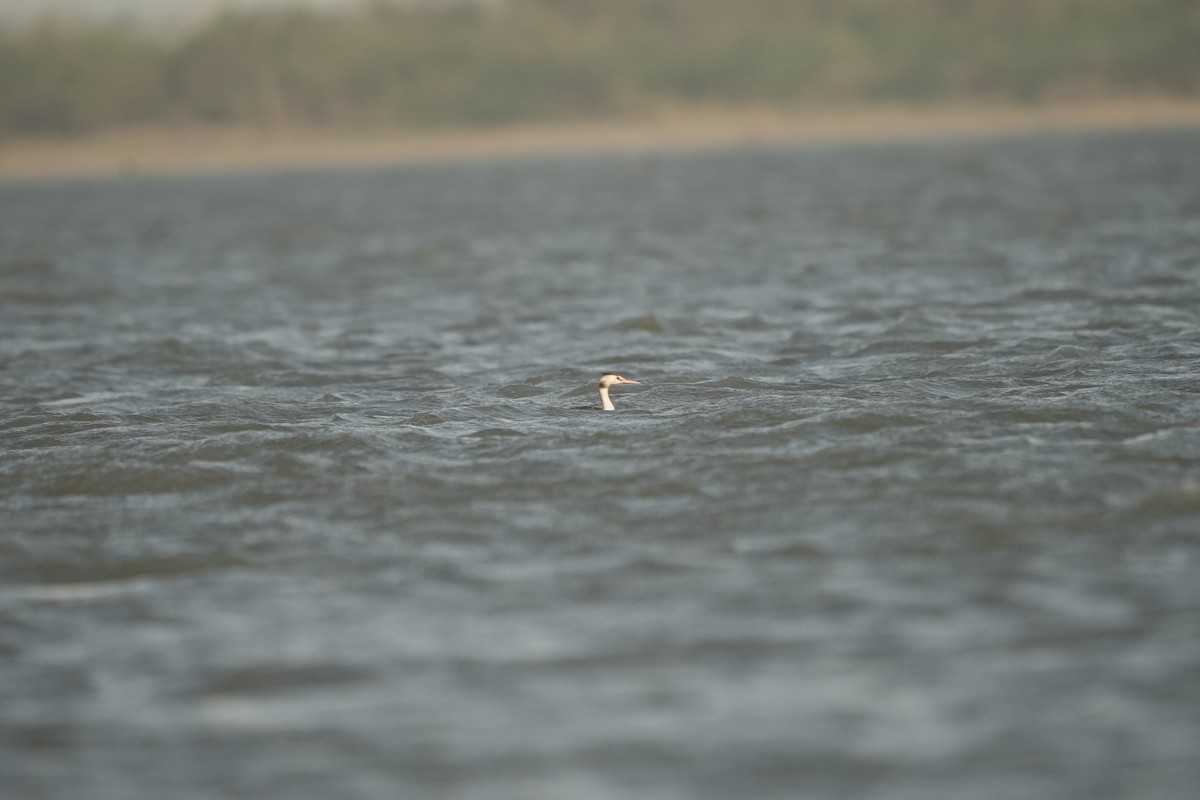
(598, 373), (641, 389)
(598, 372), (640, 411)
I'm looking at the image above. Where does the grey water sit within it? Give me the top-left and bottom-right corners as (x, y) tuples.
(2, 129), (1199, 800)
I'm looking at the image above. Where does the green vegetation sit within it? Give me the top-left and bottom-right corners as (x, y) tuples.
(2, 0), (1198, 135)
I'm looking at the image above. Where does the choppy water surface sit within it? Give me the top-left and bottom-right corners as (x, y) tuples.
(3, 130), (1200, 799)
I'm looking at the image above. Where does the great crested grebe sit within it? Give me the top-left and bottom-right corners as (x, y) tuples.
(598, 372), (641, 411)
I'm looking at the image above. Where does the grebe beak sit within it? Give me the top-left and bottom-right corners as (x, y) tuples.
(619, 378), (641, 385)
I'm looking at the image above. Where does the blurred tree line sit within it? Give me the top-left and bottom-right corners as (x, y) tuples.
(1, 0), (1197, 136)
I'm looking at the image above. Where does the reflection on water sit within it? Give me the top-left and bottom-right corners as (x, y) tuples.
(2, 130), (1200, 800)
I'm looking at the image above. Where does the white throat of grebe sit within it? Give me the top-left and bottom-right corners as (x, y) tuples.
(598, 373), (641, 411)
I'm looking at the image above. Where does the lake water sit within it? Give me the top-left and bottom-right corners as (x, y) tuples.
(2, 129), (1199, 800)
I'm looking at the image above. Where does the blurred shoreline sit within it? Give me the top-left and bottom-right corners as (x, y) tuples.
(3, 98), (1200, 181)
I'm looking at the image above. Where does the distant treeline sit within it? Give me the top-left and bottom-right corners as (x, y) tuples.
(2, 0), (1198, 135)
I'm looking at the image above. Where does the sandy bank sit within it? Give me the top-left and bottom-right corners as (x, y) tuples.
(3, 99), (1200, 181)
